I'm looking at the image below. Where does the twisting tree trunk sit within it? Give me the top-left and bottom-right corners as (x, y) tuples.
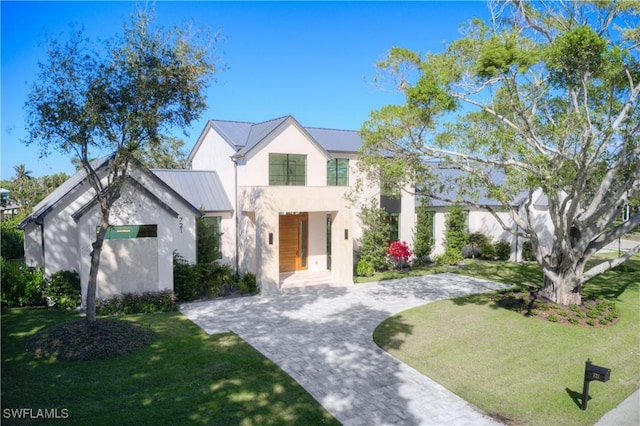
(85, 210), (110, 322)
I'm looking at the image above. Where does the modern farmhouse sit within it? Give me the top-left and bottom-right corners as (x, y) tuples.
(20, 115), (551, 298)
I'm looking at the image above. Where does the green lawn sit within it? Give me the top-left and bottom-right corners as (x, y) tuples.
(374, 256), (640, 426)
(1, 309), (338, 425)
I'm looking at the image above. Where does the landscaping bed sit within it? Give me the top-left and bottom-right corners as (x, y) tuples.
(493, 290), (620, 327)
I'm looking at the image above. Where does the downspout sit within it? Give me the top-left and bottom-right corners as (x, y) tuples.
(232, 156), (239, 274)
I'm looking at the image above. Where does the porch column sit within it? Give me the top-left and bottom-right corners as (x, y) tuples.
(256, 208), (279, 295)
(332, 209), (354, 284)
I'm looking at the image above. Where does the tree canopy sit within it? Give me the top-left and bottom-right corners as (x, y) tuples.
(360, 0), (639, 305)
(24, 7), (221, 320)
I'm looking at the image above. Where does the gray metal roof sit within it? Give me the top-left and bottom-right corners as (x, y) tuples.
(306, 127), (362, 153)
(207, 115), (363, 156)
(418, 164), (531, 208)
(209, 119), (253, 149)
(238, 116), (290, 155)
(151, 169), (233, 212)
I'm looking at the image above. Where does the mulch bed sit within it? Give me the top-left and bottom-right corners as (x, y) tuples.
(26, 318), (156, 361)
(492, 290), (620, 327)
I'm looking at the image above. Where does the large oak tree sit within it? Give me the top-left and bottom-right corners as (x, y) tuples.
(24, 8), (220, 321)
(360, 0), (639, 305)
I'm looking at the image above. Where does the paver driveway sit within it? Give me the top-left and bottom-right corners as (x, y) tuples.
(181, 273), (509, 425)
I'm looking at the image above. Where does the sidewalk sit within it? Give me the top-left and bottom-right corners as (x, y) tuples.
(596, 389), (640, 426)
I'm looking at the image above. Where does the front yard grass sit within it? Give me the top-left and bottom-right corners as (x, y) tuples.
(1, 309), (338, 425)
(374, 255), (640, 426)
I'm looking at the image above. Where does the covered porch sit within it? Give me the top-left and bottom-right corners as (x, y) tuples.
(239, 186), (354, 293)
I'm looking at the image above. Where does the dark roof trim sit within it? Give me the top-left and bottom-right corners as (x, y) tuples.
(18, 156), (112, 229)
(71, 175), (193, 222)
(234, 115), (332, 160)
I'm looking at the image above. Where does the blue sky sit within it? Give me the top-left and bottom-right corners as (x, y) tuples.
(1, 1), (490, 180)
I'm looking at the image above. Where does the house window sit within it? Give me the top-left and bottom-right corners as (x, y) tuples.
(101, 225), (157, 240)
(327, 158), (349, 186)
(386, 213), (400, 242)
(199, 216), (222, 261)
(269, 153), (306, 186)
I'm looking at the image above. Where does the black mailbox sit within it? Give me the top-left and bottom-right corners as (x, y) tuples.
(585, 362), (611, 382)
(581, 359), (611, 410)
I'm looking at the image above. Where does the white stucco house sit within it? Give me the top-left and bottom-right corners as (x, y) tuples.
(420, 188), (554, 262)
(188, 115), (417, 293)
(20, 114), (553, 298)
(18, 157), (232, 302)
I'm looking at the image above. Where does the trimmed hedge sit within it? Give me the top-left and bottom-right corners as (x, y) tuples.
(96, 290), (178, 315)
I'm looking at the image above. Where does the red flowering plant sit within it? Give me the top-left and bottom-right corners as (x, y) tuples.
(386, 241), (413, 270)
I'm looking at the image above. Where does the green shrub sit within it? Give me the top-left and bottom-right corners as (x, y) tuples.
(494, 240), (511, 260)
(413, 206), (434, 265)
(238, 273), (258, 295)
(97, 290), (177, 315)
(356, 259), (375, 277)
(200, 262), (236, 298)
(173, 252), (202, 302)
(464, 233), (490, 258)
(521, 240), (536, 261)
(1, 216), (25, 260)
(480, 242), (496, 260)
(0, 258), (46, 307)
(548, 314), (558, 322)
(44, 270), (81, 309)
(434, 249), (463, 266)
(358, 201), (391, 272)
(443, 205), (468, 255)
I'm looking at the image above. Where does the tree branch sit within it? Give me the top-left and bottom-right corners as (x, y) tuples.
(582, 243), (640, 283)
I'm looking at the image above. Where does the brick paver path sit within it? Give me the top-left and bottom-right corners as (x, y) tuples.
(181, 273), (509, 425)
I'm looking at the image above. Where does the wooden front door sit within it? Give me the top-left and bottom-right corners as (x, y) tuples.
(279, 213), (308, 272)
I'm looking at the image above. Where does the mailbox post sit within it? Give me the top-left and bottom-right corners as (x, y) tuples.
(582, 359), (611, 411)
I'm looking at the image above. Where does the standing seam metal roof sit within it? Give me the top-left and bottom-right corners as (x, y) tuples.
(207, 116), (363, 155)
(151, 169), (233, 212)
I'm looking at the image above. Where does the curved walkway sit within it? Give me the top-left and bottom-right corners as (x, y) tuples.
(181, 273), (508, 425)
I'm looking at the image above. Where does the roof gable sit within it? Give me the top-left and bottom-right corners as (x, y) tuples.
(236, 116), (333, 160)
(18, 157), (204, 229)
(18, 156), (112, 229)
(189, 115), (363, 162)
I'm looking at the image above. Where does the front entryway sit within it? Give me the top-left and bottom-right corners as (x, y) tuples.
(279, 213), (308, 272)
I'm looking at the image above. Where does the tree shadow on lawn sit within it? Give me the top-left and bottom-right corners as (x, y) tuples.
(1, 309), (339, 426)
(583, 259), (640, 301)
(372, 314), (414, 351)
(451, 257), (640, 308)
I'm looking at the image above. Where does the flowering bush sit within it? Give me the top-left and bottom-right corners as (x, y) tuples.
(386, 241), (413, 270)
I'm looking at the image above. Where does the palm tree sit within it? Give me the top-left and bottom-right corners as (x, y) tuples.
(13, 164), (33, 182)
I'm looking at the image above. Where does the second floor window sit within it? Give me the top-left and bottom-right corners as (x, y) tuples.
(269, 153), (306, 186)
(327, 158), (349, 186)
